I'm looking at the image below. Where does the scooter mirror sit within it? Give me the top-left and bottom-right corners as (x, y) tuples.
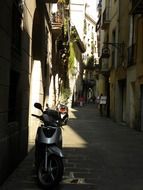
(34, 103), (43, 112)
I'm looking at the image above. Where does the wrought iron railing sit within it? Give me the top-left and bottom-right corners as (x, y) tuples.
(51, 12), (63, 25)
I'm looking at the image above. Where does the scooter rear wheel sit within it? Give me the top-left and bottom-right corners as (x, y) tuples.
(37, 155), (64, 188)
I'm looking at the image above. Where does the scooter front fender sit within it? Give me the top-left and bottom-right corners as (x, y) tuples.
(48, 146), (64, 158)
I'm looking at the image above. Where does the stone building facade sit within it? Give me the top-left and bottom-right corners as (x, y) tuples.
(0, 0), (64, 184)
(96, 0), (143, 129)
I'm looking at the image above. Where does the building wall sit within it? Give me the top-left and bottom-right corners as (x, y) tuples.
(114, 0), (128, 122)
(96, 0), (106, 98)
(28, 1), (53, 146)
(109, 0), (128, 122)
(99, 0), (119, 116)
(0, 0), (53, 184)
(127, 66), (136, 128)
(0, 1), (12, 183)
(118, 0), (143, 129)
(135, 16), (143, 131)
(82, 14), (98, 98)
(124, 1), (136, 128)
(83, 14), (97, 58)
(98, 0), (143, 129)
(69, 39), (84, 107)
(70, 0), (85, 40)
(96, 0), (143, 129)
(0, 0), (35, 183)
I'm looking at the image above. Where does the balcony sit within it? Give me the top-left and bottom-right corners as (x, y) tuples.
(51, 11), (63, 37)
(131, 0), (143, 14)
(101, 7), (110, 30)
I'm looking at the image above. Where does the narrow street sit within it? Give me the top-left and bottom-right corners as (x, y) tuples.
(1, 104), (143, 190)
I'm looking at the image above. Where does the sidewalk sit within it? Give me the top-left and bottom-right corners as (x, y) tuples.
(1, 104), (143, 190)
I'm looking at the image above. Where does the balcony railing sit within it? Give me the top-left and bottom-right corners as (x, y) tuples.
(101, 7), (110, 30)
(51, 11), (63, 31)
(50, 11), (64, 38)
(131, 0), (143, 14)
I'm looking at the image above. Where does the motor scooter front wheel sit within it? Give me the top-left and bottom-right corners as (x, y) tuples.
(37, 155), (64, 188)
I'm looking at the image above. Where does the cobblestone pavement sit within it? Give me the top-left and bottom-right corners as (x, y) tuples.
(1, 104), (143, 190)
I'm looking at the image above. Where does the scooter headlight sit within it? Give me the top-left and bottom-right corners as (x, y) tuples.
(43, 127), (55, 138)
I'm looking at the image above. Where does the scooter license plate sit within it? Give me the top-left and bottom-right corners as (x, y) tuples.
(61, 114), (65, 119)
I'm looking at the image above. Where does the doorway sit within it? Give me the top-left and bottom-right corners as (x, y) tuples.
(118, 79), (126, 122)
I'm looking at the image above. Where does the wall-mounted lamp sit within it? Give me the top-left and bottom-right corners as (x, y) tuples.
(102, 42), (125, 60)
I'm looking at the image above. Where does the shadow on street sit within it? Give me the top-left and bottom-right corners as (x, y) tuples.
(1, 104), (143, 190)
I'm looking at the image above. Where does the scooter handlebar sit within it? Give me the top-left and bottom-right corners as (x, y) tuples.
(31, 114), (43, 120)
(31, 114), (61, 127)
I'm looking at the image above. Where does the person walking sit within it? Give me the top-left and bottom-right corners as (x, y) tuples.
(99, 93), (107, 116)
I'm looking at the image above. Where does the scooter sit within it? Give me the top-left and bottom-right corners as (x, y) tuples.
(32, 102), (64, 189)
(56, 103), (69, 125)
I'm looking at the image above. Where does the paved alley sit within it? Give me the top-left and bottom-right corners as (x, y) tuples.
(1, 104), (143, 190)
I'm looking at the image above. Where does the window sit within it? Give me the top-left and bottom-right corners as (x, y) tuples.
(84, 19), (87, 34)
(91, 31), (94, 39)
(88, 23), (90, 30)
